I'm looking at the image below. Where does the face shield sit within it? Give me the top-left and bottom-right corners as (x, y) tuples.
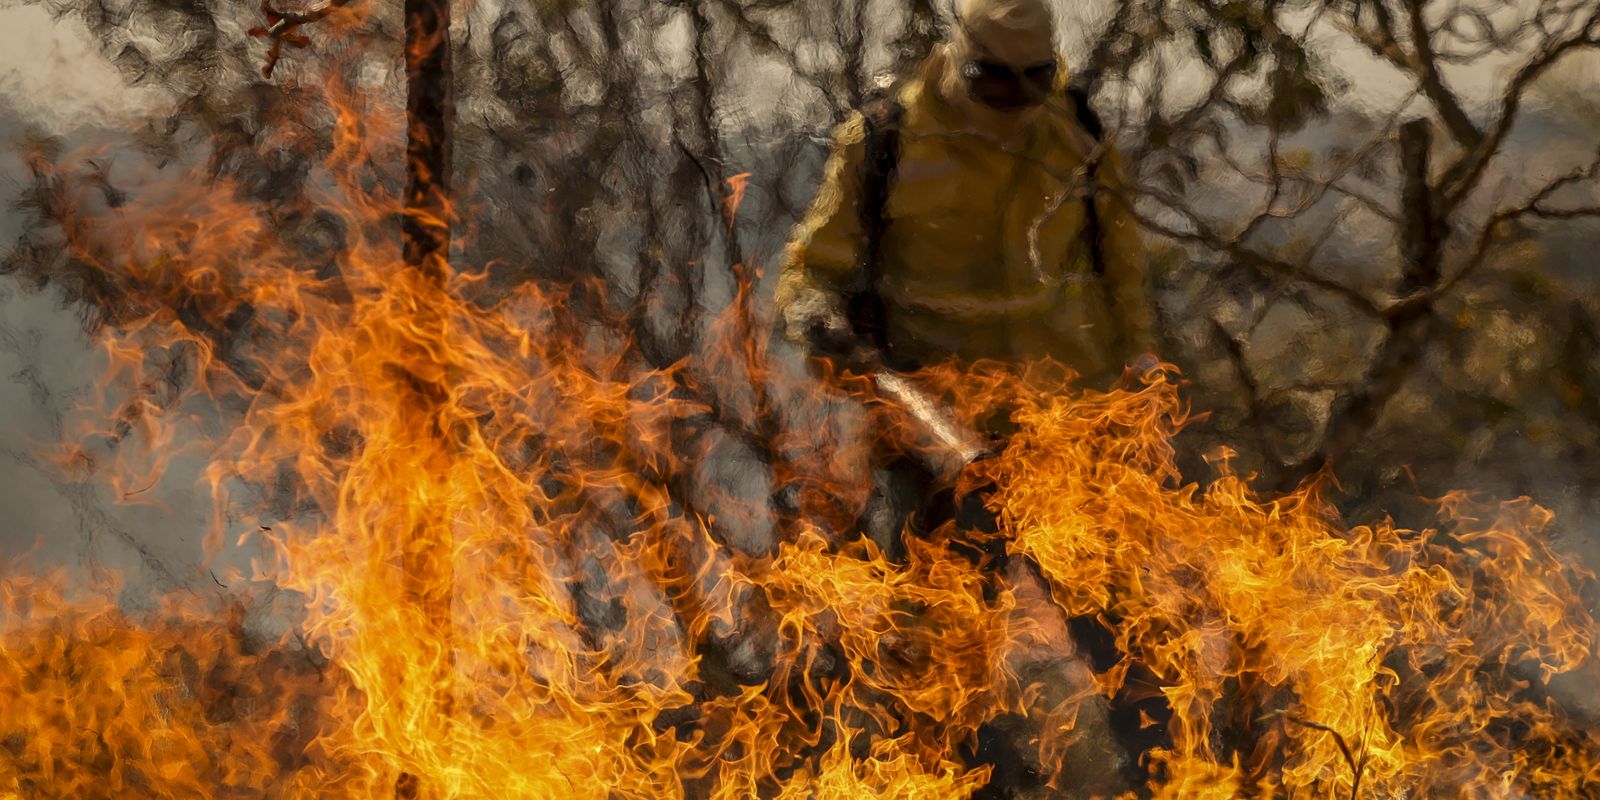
(958, 57), (1058, 112)
(952, 1), (1059, 113)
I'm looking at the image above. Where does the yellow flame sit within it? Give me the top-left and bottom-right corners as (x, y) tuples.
(1, 60), (1596, 800)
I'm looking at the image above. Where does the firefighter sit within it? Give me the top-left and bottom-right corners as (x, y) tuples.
(773, 0), (1159, 793)
(775, 0), (1156, 384)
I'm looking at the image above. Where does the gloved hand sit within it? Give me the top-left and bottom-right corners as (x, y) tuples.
(1127, 351), (1161, 376)
(1115, 351), (1162, 390)
(782, 287), (853, 357)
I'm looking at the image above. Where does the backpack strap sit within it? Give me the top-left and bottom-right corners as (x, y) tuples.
(1065, 83), (1105, 140)
(845, 94), (906, 357)
(1064, 83), (1108, 278)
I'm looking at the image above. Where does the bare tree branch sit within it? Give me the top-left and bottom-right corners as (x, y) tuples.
(249, 0), (357, 77)
(1441, 6), (1600, 207)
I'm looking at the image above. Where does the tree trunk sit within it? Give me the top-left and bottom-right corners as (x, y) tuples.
(397, 0), (453, 795)
(1275, 119), (1447, 492)
(404, 0), (453, 282)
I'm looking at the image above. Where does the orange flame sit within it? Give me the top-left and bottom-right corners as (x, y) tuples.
(724, 173), (752, 237)
(1, 58), (1597, 800)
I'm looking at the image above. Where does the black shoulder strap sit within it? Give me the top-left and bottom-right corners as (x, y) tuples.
(1065, 84), (1105, 141)
(847, 95), (905, 355)
(860, 96), (903, 285)
(1065, 83), (1109, 278)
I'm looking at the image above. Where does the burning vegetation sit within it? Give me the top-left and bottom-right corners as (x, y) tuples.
(2, 0), (1600, 798)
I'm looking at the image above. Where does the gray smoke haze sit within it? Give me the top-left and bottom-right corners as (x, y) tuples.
(1, 0), (1596, 608)
(5, 0), (1594, 557)
(0, 6), (264, 598)
(0, 0), (1597, 785)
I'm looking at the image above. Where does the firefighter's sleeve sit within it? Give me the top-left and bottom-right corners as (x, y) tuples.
(1093, 145), (1158, 356)
(774, 114), (869, 347)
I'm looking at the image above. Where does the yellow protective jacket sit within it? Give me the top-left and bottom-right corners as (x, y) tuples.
(775, 50), (1155, 383)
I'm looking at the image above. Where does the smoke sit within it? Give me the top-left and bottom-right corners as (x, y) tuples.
(0, 0), (1596, 793)
(0, 7), (274, 604)
(0, 7), (165, 131)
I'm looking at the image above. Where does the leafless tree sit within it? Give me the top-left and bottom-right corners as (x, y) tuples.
(3, 0), (1599, 795)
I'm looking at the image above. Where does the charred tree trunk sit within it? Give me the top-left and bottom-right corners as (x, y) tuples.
(1396, 120), (1445, 296)
(404, 0), (453, 283)
(1276, 120), (1447, 492)
(397, 0), (454, 796)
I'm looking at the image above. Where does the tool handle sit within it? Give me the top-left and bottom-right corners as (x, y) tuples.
(807, 321), (996, 482)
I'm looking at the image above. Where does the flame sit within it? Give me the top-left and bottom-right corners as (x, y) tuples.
(965, 364), (1600, 796)
(2, 53), (1598, 800)
(723, 173), (752, 237)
